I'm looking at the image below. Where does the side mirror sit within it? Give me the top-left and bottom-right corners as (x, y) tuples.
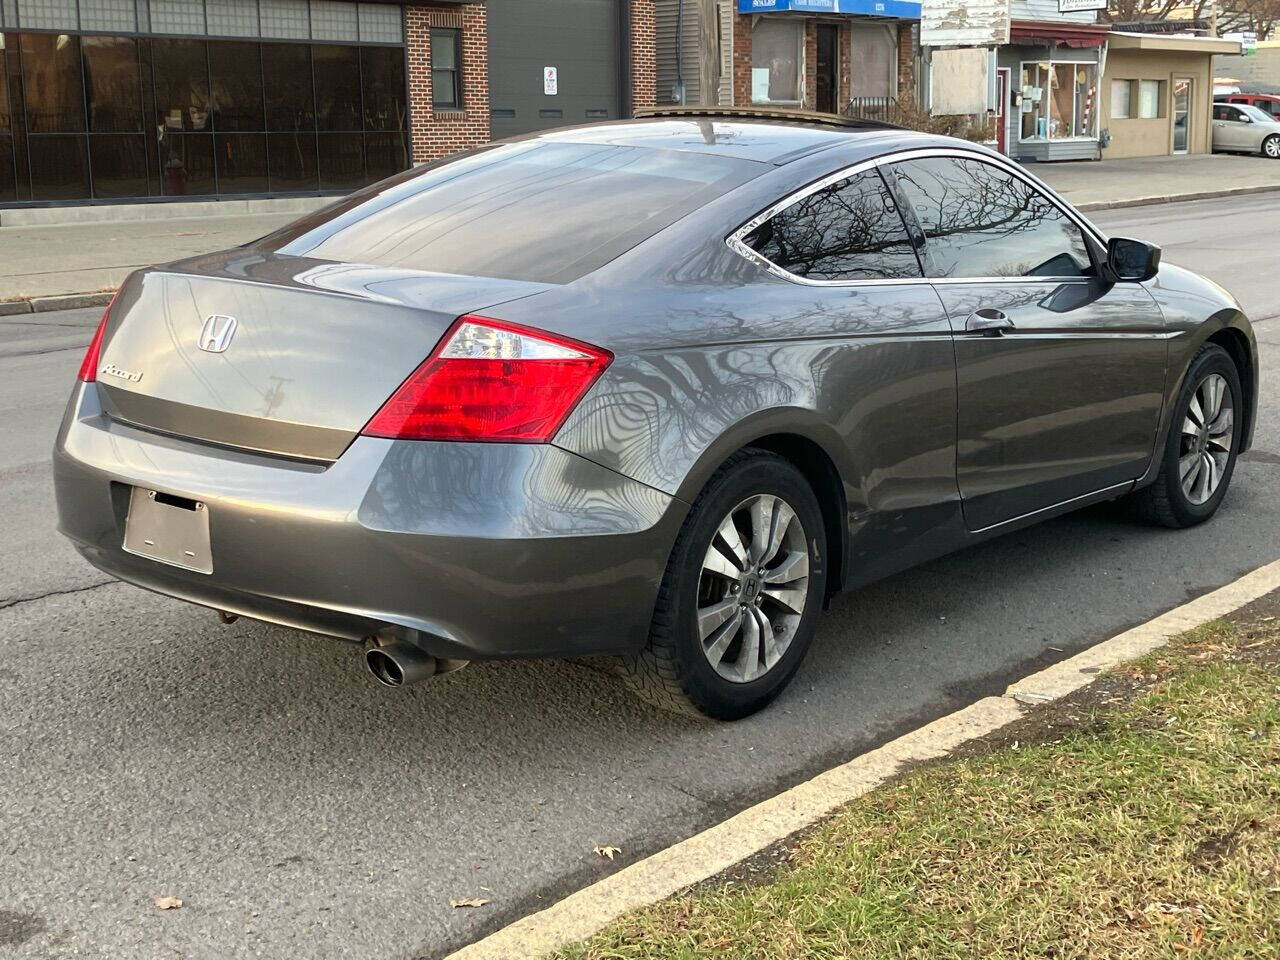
(1106, 237), (1161, 283)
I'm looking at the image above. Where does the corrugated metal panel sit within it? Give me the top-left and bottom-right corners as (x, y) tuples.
(1011, 0), (1096, 24)
(921, 0), (1010, 47)
(656, 0), (703, 104)
(718, 0), (733, 104)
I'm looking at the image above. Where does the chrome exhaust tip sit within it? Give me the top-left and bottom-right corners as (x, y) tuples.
(365, 641), (467, 687)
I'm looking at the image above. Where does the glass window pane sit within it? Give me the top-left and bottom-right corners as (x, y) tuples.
(207, 0), (259, 37)
(431, 29), (456, 70)
(0, 0), (11, 27)
(743, 171), (919, 281)
(271, 142), (763, 283)
(0, 135), (16, 203)
(362, 45), (405, 131)
(209, 40), (263, 130)
(267, 129), (316, 190)
(150, 0), (206, 34)
(16, 0), (77, 30)
(152, 38), (210, 133)
(0, 44), (11, 132)
(318, 130), (362, 188)
(22, 33), (84, 133)
(751, 19), (801, 104)
(1111, 79), (1130, 120)
(83, 36), (143, 133)
(215, 131), (266, 192)
(81, 0), (137, 33)
(312, 0), (358, 41)
(262, 42), (313, 130)
(29, 134), (89, 198)
(1138, 80), (1160, 119)
(260, 0), (309, 39)
(892, 157), (1090, 279)
(358, 3), (401, 44)
(90, 133), (147, 197)
(157, 130), (213, 194)
(313, 44), (360, 130)
(364, 130), (404, 182)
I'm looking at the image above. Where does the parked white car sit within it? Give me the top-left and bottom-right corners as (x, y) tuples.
(1212, 103), (1280, 158)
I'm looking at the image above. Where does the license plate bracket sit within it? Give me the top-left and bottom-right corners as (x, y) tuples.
(123, 487), (213, 574)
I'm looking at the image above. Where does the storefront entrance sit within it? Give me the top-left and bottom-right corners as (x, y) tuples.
(0, 0), (409, 206)
(1172, 77), (1192, 154)
(815, 23), (839, 113)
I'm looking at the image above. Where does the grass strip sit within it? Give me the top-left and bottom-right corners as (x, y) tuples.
(559, 616), (1280, 959)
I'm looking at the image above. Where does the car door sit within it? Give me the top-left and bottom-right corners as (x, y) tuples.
(884, 153), (1167, 532)
(1216, 104), (1254, 150)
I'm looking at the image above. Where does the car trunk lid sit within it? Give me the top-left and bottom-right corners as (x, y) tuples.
(95, 251), (552, 461)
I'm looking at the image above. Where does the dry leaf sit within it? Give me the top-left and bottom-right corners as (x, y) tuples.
(153, 896), (183, 910)
(449, 897), (490, 909)
(593, 845), (621, 861)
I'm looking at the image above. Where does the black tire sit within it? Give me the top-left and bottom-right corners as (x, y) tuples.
(1264, 134), (1280, 160)
(1123, 344), (1242, 528)
(621, 449), (828, 720)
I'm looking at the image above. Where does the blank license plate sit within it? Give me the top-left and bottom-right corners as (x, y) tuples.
(123, 487), (213, 574)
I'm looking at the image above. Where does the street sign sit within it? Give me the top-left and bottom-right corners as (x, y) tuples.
(544, 66), (558, 96)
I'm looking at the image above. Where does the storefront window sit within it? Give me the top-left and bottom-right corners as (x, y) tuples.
(1020, 60), (1098, 141)
(751, 18), (802, 105)
(1138, 79), (1162, 119)
(0, 0), (407, 203)
(1110, 79), (1131, 119)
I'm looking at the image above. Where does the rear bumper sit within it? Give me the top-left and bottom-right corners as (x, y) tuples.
(53, 383), (686, 659)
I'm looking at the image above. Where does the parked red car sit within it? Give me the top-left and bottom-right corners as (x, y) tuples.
(1216, 93), (1280, 119)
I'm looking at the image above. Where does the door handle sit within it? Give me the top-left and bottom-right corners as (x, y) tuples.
(965, 308), (1015, 336)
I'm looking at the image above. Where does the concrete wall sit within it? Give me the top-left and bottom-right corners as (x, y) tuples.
(1101, 48), (1213, 159)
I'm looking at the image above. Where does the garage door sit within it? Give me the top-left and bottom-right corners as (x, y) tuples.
(487, 0), (621, 140)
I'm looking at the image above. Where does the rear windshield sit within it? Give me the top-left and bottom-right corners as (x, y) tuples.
(263, 141), (763, 283)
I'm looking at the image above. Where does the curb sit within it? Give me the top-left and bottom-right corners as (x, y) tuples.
(0, 291), (114, 316)
(1073, 182), (1280, 212)
(446, 556), (1280, 960)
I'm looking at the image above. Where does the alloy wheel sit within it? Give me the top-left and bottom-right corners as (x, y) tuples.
(696, 494), (810, 683)
(1179, 372), (1234, 505)
(1266, 136), (1280, 159)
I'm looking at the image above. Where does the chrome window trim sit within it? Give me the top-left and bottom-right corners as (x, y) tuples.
(725, 145), (1107, 289)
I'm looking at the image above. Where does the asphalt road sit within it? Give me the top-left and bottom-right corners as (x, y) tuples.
(1, 194), (1278, 960)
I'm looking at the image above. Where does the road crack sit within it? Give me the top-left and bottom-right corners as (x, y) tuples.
(0, 579), (117, 613)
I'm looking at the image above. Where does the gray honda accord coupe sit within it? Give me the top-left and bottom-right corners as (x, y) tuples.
(54, 112), (1258, 719)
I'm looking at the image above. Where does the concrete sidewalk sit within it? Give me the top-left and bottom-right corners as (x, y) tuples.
(2, 152), (1278, 309)
(1037, 153), (1280, 211)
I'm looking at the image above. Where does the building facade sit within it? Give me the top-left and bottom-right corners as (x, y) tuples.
(0, 0), (658, 206)
(654, 0), (919, 114)
(1100, 31), (1239, 159)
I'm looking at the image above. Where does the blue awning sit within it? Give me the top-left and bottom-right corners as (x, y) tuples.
(737, 0), (922, 17)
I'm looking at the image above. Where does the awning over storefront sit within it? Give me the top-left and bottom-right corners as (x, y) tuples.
(1009, 19), (1110, 48)
(737, 0), (922, 18)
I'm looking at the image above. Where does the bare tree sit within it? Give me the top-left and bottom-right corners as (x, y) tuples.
(1217, 0), (1280, 40)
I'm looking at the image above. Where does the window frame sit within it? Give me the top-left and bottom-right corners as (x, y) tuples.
(726, 147), (1106, 288)
(430, 26), (463, 111)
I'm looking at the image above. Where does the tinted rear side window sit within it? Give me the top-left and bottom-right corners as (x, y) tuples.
(741, 169), (921, 281)
(264, 142), (763, 283)
(890, 156), (1091, 279)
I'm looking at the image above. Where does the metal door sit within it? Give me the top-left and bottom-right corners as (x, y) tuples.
(487, 0), (622, 140)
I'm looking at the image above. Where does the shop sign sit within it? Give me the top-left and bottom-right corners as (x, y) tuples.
(1057, 0), (1107, 10)
(737, 0), (923, 15)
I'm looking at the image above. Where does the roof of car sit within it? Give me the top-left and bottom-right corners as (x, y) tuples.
(519, 111), (916, 166)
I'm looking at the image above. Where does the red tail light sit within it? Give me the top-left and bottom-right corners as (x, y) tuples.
(361, 316), (612, 442)
(77, 289), (120, 382)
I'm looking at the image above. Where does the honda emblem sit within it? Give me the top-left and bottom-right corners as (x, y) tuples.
(198, 315), (238, 353)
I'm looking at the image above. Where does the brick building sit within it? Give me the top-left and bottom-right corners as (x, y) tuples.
(654, 0), (919, 115)
(0, 0), (658, 206)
